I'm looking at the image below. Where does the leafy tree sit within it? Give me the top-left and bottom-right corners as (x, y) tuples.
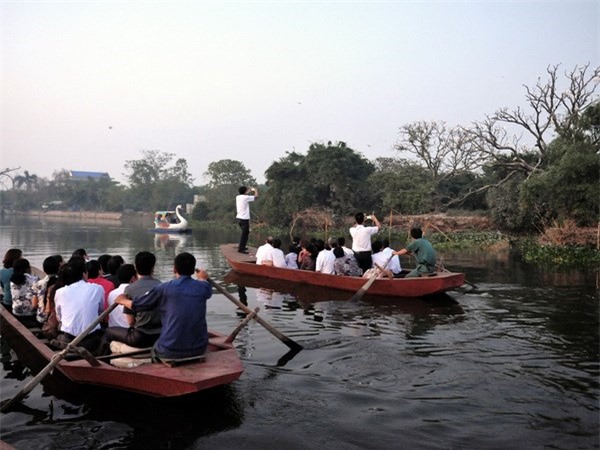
(262, 142), (375, 226)
(13, 170), (38, 190)
(204, 159), (256, 188)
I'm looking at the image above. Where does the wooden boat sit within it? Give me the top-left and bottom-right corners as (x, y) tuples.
(151, 205), (191, 233)
(221, 244), (466, 298)
(0, 307), (243, 398)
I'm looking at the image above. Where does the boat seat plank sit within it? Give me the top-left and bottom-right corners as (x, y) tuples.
(160, 354), (206, 368)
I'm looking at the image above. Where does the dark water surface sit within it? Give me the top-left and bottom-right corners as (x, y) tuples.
(0, 216), (598, 449)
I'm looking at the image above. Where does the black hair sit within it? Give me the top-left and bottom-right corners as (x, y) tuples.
(3, 249), (22, 269)
(410, 227), (423, 239)
(98, 254), (111, 273)
(382, 239), (390, 248)
(10, 258), (30, 286)
(134, 251), (156, 276)
(117, 264), (137, 284)
(315, 239), (325, 252)
(85, 260), (102, 278)
(43, 256), (60, 275)
(63, 257), (86, 285)
(288, 244), (299, 254)
(107, 255), (125, 275)
(372, 240), (383, 253)
(338, 237), (346, 246)
(174, 252), (196, 276)
(355, 212), (365, 225)
(239, 186), (247, 195)
(272, 239), (282, 249)
(333, 247), (345, 258)
(72, 248), (87, 258)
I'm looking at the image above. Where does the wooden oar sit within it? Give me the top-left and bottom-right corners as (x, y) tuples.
(208, 277), (303, 351)
(0, 303), (118, 413)
(349, 254), (394, 302)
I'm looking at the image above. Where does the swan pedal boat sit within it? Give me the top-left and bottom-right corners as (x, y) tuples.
(151, 205), (191, 233)
(0, 307), (243, 397)
(221, 244), (466, 298)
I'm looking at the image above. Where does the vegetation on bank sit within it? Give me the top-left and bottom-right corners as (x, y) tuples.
(1, 64), (598, 265)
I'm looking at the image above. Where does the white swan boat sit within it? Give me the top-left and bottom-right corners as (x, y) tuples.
(151, 205), (191, 233)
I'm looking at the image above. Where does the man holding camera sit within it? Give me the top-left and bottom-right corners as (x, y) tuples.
(236, 186), (258, 254)
(349, 212), (381, 274)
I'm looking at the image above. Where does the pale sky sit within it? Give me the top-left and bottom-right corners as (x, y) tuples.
(1, 1), (598, 185)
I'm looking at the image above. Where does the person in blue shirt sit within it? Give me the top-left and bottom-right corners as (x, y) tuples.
(1, 248), (23, 309)
(115, 252), (212, 361)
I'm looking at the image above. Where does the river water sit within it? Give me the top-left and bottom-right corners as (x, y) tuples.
(0, 216), (598, 450)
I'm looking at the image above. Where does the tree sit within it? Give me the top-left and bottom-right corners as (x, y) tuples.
(204, 159), (256, 188)
(262, 142), (375, 226)
(467, 64), (600, 181)
(13, 170), (38, 190)
(124, 150), (195, 211)
(395, 121), (485, 210)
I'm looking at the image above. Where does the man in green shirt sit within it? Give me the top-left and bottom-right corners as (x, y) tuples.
(393, 227), (436, 278)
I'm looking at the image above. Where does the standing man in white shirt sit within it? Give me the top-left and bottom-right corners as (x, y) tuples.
(236, 186), (258, 254)
(349, 212), (381, 274)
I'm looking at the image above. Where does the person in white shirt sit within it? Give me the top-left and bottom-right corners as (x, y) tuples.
(315, 238), (336, 274)
(107, 264), (137, 328)
(337, 237), (354, 256)
(54, 257), (104, 353)
(349, 212), (381, 274)
(236, 186), (258, 254)
(267, 239), (288, 268)
(370, 240), (394, 279)
(285, 244), (299, 269)
(255, 237), (274, 265)
(382, 239), (402, 276)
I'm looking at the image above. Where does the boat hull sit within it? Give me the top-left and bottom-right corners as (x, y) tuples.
(221, 244), (465, 298)
(0, 307), (243, 398)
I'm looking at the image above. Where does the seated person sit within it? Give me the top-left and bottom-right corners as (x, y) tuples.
(116, 252), (212, 361)
(54, 257), (104, 353)
(31, 255), (61, 324)
(107, 264), (137, 328)
(86, 259), (115, 314)
(255, 237), (274, 265)
(315, 238), (336, 274)
(393, 227), (436, 278)
(105, 251), (162, 348)
(299, 242), (317, 271)
(333, 247), (362, 277)
(10, 258), (39, 326)
(263, 239), (287, 268)
(382, 239), (402, 277)
(285, 244), (299, 269)
(370, 240), (394, 279)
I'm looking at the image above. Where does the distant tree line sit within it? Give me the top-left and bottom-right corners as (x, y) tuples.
(1, 64), (598, 233)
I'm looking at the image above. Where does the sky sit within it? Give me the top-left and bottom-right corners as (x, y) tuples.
(1, 1), (598, 186)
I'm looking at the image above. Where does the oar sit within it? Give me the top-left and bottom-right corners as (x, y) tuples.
(1, 303), (118, 413)
(207, 277), (303, 351)
(349, 254), (394, 302)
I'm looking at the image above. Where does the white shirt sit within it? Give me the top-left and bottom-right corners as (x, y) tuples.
(256, 243), (274, 265)
(349, 224), (379, 252)
(372, 250), (401, 274)
(285, 252), (299, 269)
(55, 280), (104, 336)
(341, 246), (354, 256)
(107, 283), (130, 328)
(382, 247), (402, 274)
(315, 249), (336, 274)
(236, 194), (255, 220)
(271, 248), (288, 268)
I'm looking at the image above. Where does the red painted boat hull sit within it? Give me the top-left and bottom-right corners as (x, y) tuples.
(221, 244), (465, 298)
(0, 307), (243, 398)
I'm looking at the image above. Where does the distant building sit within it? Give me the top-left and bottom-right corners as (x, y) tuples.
(69, 170), (110, 181)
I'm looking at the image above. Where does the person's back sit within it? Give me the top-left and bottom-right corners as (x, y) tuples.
(86, 260), (115, 311)
(316, 238), (336, 274)
(107, 264), (137, 328)
(106, 255), (124, 288)
(333, 247), (362, 277)
(118, 252), (212, 360)
(256, 237), (274, 265)
(10, 258), (38, 321)
(270, 239), (287, 268)
(54, 258), (104, 351)
(1, 248), (22, 308)
(285, 245), (299, 269)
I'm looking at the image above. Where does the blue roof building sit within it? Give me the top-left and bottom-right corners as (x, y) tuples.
(69, 170), (110, 181)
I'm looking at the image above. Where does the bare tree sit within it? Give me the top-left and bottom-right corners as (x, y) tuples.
(395, 120), (485, 182)
(0, 167), (20, 190)
(466, 63), (600, 180)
